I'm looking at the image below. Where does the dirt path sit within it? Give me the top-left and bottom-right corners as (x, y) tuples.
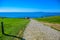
(23, 19), (60, 40)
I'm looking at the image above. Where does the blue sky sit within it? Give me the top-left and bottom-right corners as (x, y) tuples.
(0, 0), (60, 12)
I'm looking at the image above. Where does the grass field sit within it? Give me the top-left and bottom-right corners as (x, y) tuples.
(35, 16), (60, 31)
(0, 18), (30, 40)
(36, 16), (60, 24)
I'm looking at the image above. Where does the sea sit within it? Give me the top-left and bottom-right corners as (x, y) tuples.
(0, 12), (60, 18)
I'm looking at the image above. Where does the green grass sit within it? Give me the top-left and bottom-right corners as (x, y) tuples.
(35, 16), (60, 24)
(0, 18), (30, 40)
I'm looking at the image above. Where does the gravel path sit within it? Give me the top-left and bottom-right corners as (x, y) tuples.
(23, 19), (60, 40)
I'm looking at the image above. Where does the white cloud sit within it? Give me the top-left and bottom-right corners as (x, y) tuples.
(0, 8), (41, 12)
(0, 8), (60, 12)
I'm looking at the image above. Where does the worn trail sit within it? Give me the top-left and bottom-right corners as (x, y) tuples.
(23, 19), (60, 40)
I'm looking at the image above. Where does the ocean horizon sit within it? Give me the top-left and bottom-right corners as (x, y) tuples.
(0, 12), (60, 18)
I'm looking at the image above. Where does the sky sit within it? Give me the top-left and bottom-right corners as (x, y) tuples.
(0, 0), (60, 12)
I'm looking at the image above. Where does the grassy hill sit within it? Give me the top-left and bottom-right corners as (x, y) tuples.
(36, 16), (60, 24)
(35, 16), (60, 31)
(0, 18), (30, 40)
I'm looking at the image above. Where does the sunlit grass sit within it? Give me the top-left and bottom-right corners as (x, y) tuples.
(0, 18), (30, 40)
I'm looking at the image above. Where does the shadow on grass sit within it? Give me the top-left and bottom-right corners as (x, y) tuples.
(1, 22), (25, 40)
